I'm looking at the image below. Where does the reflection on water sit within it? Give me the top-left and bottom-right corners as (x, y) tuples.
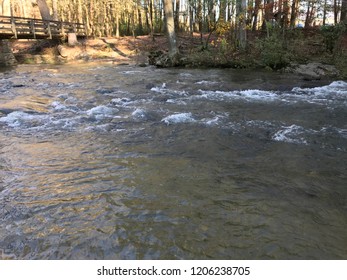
(0, 64), (346, 259)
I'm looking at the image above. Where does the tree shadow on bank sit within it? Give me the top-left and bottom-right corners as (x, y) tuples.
(101, 38), (128, 57)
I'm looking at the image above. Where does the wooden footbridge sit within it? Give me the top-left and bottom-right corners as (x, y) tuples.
(0, 15), (86, 40)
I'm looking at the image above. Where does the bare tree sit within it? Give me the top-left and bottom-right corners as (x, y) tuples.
(290, 0), (299, 28)
(36, 0), (52, 20)
(236, 0), (247, 49)
(1, 0), (12, 16)
(163, 0), (178, 57)
(52, 0), (58, 21)
(219, 0), (227, 23)
(341, 0), (347, 22)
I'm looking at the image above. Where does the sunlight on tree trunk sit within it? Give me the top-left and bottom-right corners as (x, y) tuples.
(36, 0), (52, 20)
(1, 0), (11, 16)
(52, 0), (58, 21)
(236, 0), (247, 49)
(163, 0), (178, 57)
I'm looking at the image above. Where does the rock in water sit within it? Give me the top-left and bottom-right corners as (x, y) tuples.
(284, 63), (339, 80)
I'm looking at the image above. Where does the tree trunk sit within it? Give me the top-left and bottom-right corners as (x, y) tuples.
(148, 0), (155, 40)
(252, 0), (261, 31)
(277, 0), (283, 25)
(341, 0), (347, 22)
(207, 0), (216, 31)
(290, 0), (299, 28)
(262, 0), (274, 30)
(334, 0), (338, 25)
(116, 12), (120, 37)
(138, 7), (143, 34)
(189, 0), (193, 34)
(174, 0), (180, 31)
(36, 0), (52, 20)
(322, 0), (327, 25)
(2, 0), (11, 16)
(163, 0), (178, 57)
(305, 0), (316, 28)
(197, 0), (202, 32)
(236, 0), (247, 49)
(265, 0), (274, 22)
(77, 0), (83, 23)
(282, 0), (290, 28)
(52, 0), (58, 21)
(219, 0), (227, 23)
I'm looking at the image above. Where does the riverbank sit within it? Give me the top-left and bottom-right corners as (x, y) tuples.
(8, 29), (347, 79)
(11, 37), (141, 65)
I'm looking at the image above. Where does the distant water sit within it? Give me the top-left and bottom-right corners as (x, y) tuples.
(0, 64), (346, 259)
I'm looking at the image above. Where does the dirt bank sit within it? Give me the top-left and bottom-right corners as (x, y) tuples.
(9, 31), (347, 79)
(11, 35), (169, 66)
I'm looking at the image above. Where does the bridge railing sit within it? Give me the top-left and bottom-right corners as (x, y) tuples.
(0, 15), (86, 39)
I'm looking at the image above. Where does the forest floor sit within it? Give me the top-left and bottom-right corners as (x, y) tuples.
(11, 35), (169, 65)
(11, 33), (211, 66)
(10, 30), (347, 78)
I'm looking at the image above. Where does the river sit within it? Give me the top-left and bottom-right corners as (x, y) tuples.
(0, 64), (346, 259)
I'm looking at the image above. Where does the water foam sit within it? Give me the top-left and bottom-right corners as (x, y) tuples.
(161, 113), (195, 125)
(0, 111), (48, 128)
(132, 108), (147, 119)
(122, 70), (143, 75)
(111, 98), (133, 107)
(151, 83), (167, 93)
(194, 81), (347, 105)
(49, 117), (81, 130)
(272, 125), (308, 144)
(293, 81), (347, 94)
(86, 105), (119, 120)
(51, 101), (67, 111)
(166, 99), (187, 105)
(195, 80), (219, 85)
(197, 89), (278, 102)
(202, 116), (220, 126)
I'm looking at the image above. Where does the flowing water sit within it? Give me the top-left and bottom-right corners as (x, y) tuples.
(0, 64), (346, 259)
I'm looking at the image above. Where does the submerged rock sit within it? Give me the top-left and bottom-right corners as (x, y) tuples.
(284, 62), (339, 80)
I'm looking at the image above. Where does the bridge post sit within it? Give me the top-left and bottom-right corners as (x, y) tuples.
(10, 16), (18, 39)
(68, 33), (78, 46)
(46, 21), (52, 39)
(0, 40), (17, 67)
(30, 19), (37, 39)
(67, 23), (78, 46)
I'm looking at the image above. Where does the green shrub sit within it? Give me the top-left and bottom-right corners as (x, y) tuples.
(258, 35), (291, 70)
(320, 24), (346, 53)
